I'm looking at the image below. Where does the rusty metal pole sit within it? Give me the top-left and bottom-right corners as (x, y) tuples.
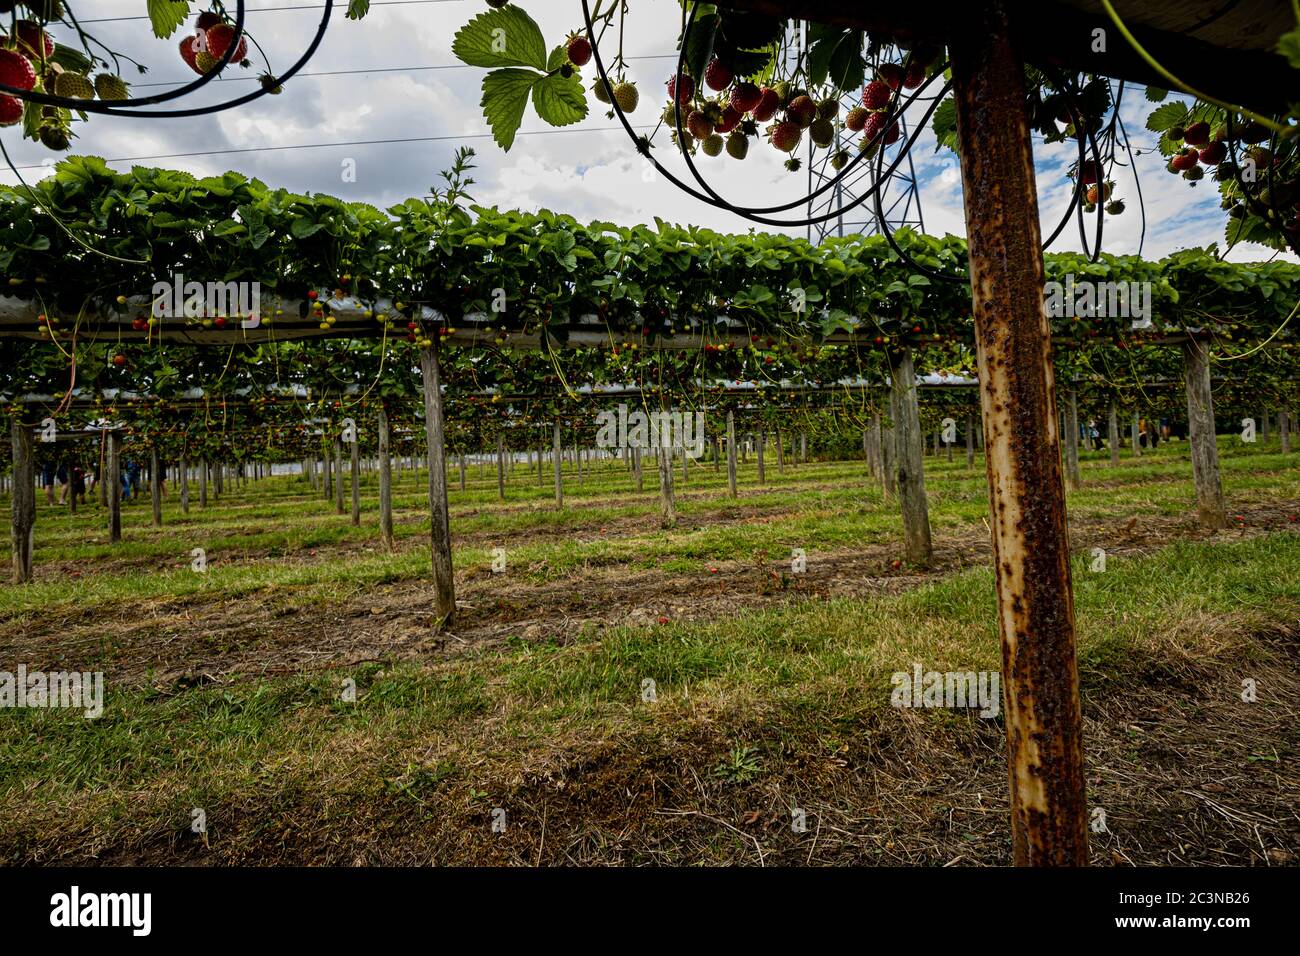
(950, 0), (1089, 866)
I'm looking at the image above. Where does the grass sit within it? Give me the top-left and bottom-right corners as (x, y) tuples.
(0, 434), (1296, 864)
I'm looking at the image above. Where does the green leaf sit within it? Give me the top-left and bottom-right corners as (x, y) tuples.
(827, 31), (864, 92)
(682, 13), (719, 82)
(51, 44), (93, 75)
(1144, 85), (1168, 102)
(1276, 27), (1300, 68)
(481, 68), (540, 151)
(1144, 101), (1187, 133)
(931, 96), (959, 153)
(532, 71), (588, 128)
(146, 0), (191, 40)
(452, 6), (548, 71)
(346, 0), (371, 20)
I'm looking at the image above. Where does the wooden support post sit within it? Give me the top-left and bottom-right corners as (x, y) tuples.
(200, 458), (209, 508)
(881, 407), (897, 501)
(1131, 414), (1141, 457)
(497, 435), (506, 501)
(726, 412), (738, 498)
(180, 456), (190, 513)
(334, 440), (345, 515)
(800, 431), (807, 464)
(419, 345), (455, 625)
(10, 411), (35, 583)
(756, 432), (766, 484)
(97, 430), (108, 508)
(1182, 340), (1226, 530)
(108, 431), (122, 544)
(775, 425), (785, 473)
(952, 0), (1087, 865)
(537, 447), (544, 487)
(150, 445), (162, 527)
(378, 407), (393, 549)
(552, 421), (563, 510)
(323, 447), (332, 501)
(350, 437), (361, 527)
(1108, 403), (1120, 466)
(888, 348), (932, 566)
(966, 413), (976, 469)
(1280, 410), (1291, 455)
(1064, 388), (1081, 490)
(656, 445), (676, 529)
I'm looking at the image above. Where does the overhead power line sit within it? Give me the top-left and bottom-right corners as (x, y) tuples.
(80, 1), (466, 24)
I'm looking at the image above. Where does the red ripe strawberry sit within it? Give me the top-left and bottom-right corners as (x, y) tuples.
(862, 80), (891, 110)
(863, 111), (899, 145)
(686, 109), (713, 140)
(730, 81), (761, 113)
(1078, 159), (1099, 184)
(877, 63), (904, 91)
(903, 62), (926, 89)
(1198, 140), (1226, 165)
(704, 58), (733, 91)
(14, 21), (53, 61)
(196, 11), (222, 31)
(715, 104), (743, 134)
(1183, 121), (1210, 146)
(786, 94), (817, 129)
(845, 106), (869, 132)
(752, 87), (779, 121)
(1171, 148), (1199, 171)
(769, 120), (801, 152)
(0, 94), (21, 127)
(0, 49), (36, 92)
(206, 24), (249, 63)
(179, 35), (203, 74)
(566, 34), (592, 66)
(666, 73), (694, 105)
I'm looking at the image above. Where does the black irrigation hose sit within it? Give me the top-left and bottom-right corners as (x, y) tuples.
(0, 0), (332, 119)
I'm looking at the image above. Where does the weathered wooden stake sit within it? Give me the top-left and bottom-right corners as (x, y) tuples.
(552, 421), (564, 509)
(1182, 340), (1226, 529)
(1108, 403), (1120, 466)
(378, 407), (393, 549)
(952, 0), (1088, 865)
(151, 446), (162, 527)
(726, 411), (738, 498)
(350, 437), (361, 527)
(419, 345), (455, 624)
(108, 431), (122, 544)
(888, 347), (932, 565)
(10, 412), (35, 583)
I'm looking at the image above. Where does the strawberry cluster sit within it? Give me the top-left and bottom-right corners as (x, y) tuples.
(179, 11), (251, 76)
(1, 16), (129, 150)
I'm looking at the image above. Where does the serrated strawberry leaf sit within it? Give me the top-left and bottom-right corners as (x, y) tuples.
(931, 96), (959, 153)
(1144, 101), (1187, 133)
(532, 71), (588, 129)
(346, 0), (371, 20)
(453, 7), (548, 71)
(481, 68), (541, 151)
(1144, 85), (1168, 102)
(681, 13), (719, 82)
(146, 0), (191, 40)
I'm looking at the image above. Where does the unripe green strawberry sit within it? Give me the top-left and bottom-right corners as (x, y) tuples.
(809, 118), (835, 148)
(39, 124), (70, 150)
(725, 131), (749, 160)
(816, 98), (838, 120)
(702, 133), (724, 157)
(612, 81), (638, 113)
(93, 73), (129, 101)
(195, 51), (219, 73)
(53, 71), (95, 99)
(771, 80), (792, 106)
(830, 150), (849, 171)
(591, 78), (613, 104)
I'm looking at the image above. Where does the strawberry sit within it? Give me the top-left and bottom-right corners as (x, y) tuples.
(0, 49), (36, 92)
(751, 87), (779, 121)
(729, 81), (761, 113)
(1171, 148), (1199, 171)
(809, 118), (835, 148)
(0, 94), (21, 127)
(566, 34), (592, 67)
(845, 106), (868, 132)
(612, 81), (638, 113)
(768, 120), (801, 152)
(13, 21), (53, 61)
(38, 124), (69, 149)
(701, 133), (724, 156)
(53, 72), (94, 99)
(1077, 159), (1099, 184)
(725, 131), (749, 159)
(179, 36), (203, 74)
(196, 11), (222, 31)
(903, 62), (926, 89)
(830, 149), (849, 171)
(863, 111), (899, 145)
(862, 80), (891, 110)
(94, 73), (129, 101)
(786, 94), (817, 129)
(205, 24), (249, 64)
(877, 63), (904, 91)
(704, 58), (733, 91)
(591, 77), (612, 103)
(195, 51), (218, 74)
(1182, 121), (1210, 146)
(686, 109), (713, 139)
(1198, 140), (1226, 165)
(715, 104), (743, 134)
(666, 73), (694, 105)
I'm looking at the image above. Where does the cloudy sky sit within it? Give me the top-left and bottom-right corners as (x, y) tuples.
(0, 0), (1291, 263)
